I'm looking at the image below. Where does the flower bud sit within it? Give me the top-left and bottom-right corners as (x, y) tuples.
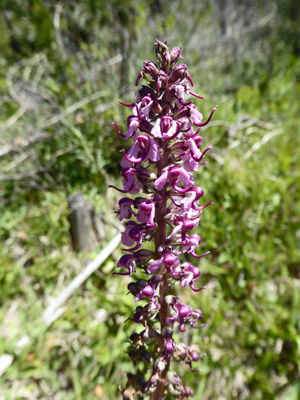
(165, 338), (174, 354)
(127, 282), (139, 295)
(190, 351), (199, 362)
(184, 386), (194, 397)
(169, 46), (182, 65)
(148, 274), (161, 286)
(143, 60), (160, 79)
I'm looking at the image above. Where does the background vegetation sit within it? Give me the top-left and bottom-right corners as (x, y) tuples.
(0, 0), (299, 399)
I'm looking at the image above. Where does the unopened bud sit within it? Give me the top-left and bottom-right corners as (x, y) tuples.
(169, 64), (188, 84)
(170, 47), (182, 65)
(184, 385), (194, 397)
(143, 61), (159, 79)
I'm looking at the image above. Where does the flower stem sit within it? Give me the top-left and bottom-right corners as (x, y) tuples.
(154, 141), (168, 255)
(151, 142), (171, 399)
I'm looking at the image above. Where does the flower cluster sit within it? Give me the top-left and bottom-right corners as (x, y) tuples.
(110, 40), (216, 399)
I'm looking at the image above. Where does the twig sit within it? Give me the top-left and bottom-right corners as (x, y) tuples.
(6, 54), (46, 104)
(243, 129), (283, 159)
(0, 226), (122, 376)
(42, 90), (106, 128)
(2, 152), (29, 172)
(202, 120), (231, 129)
(42, 233), (121, 326)
(0, 106), (27, 132)
(0, 131), (51, 160)
(0, 354), (14, 377)
(0, 145), (75, 181)
(54, 4), (64, 52)
(0, 92), (109, 160)
(194, 11), (275, 60)
(88, 54), (123, 78)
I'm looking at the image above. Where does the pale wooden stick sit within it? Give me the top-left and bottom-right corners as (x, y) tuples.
(43, 233), (121, 326)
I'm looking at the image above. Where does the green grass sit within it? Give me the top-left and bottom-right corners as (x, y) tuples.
(0, 2), (300, 398)
(1, 82), (299, 398)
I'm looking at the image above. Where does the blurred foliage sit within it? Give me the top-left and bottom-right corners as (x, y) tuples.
(0, 0), (300, 399)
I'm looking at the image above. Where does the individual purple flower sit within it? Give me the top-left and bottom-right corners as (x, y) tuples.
(154, 165), (194, 193)
(121, 221), (151, 251)
(167, 216), (200, 243)
(174, 343), (204, 372)
(109, 166), (156, 194)
(135, 96), (154, 119)
(112, 114), (153, 141)
(166, 297), (205, 332)
(162, 328), (176, 360)
(114, 249), (154, 276)
(115, 253), (137, 276)
(151, 116), (181, 141)
(136, 198), (156, 227)
(121, 135), (160, 167)
(166, 301), (194, 333)
(117, 198), (136, 220)
(134, 275), (161, 308)
(169, 64), (193, 86)
(178, 137), (212, 171)
(173, 233), (210, 259)
(180, 186), (203, 211)
(147, 252), (180, 274)
(179, 262), (206, 292)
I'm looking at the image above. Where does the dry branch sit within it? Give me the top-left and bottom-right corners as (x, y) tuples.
(0, 91), (109, 160)
(42, 232), (121, 326)
(243, 129), (283, 159)
(0, 145), (76, 181)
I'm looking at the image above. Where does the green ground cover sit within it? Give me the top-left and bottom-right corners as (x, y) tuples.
(0, 1), (300, 399)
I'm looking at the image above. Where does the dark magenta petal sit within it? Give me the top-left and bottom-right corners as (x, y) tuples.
(119, 100), (136, 107)
(112, 122), (126, 138)
(190, 283), (206, 292)
(188, 89), (205, 99)
(108, 184), (131, 193)
(192, 146), (212, 162)
(122, 149), (144, 163)
(190, 250), (210, 259)
(194, 107), (217, 127)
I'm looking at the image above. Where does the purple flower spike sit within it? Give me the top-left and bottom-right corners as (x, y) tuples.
(111, 41), (216, 399)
